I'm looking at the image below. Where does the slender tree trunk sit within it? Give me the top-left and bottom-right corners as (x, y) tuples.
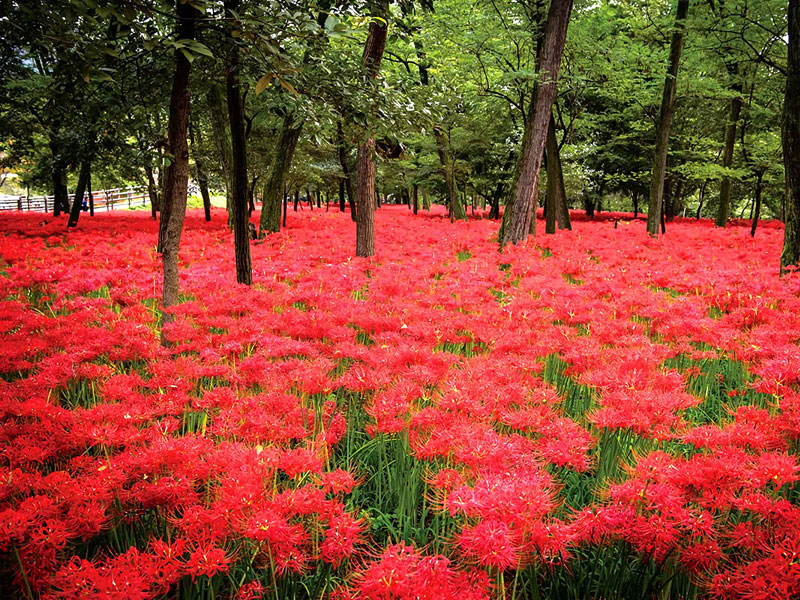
(339, 178), (346, 212)
(717, 74), (743, 227)
(782, 0), (800, 272)
(697, 180), (707, 219)
(67, 160), (90, 228)
(189, 116), (212, 222)
(422, 188), (430, 210)
(433, 126), (464, 222)
(294, 189), (299, 211)
(145, 165), (161, 219)
(207, 85), (234, 229)
(88, 171), (94, 217)
(499, 0), (573, 245)
(412, 183), (419, 214)
(355, 0), (389, 257)
(633, 191), (639, 219)
(158, 0), (197, 332)
(646, 0), (689, 236)
(337, 122), (357, 221)
(751, 170), (763, 237)
(225, 0), (252, 286)
(283, 187), (288, 227)
(260, 115), (301, 235)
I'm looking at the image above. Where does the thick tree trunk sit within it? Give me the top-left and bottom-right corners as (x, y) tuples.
(355, 0), (388, 257)
(52, 161), (69, 217)
(782, 0), (800, 273)
(646, 0), (689, 236)
(545, 113), (570, 233)
(717, 78), (743, 227)
(356, 138), (376, 257)
(224, 1), (252, 286)
(157, 0), (197, 329)
(499, 0), (573, 245)
(260, 115), (301, 235)
(67, 160), (90, 228)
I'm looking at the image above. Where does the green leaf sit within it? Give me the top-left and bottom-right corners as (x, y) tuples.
(179, 48), (195, 63)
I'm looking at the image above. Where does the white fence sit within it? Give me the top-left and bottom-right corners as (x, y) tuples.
(0, 186), (149, 213)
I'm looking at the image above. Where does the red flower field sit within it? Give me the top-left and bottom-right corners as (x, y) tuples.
(2, 206), (800, 599)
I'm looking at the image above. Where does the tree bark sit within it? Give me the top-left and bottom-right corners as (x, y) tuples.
(207, 85), (234, 228)
(433, 126), (465, 222)
(337, 121), (357, 221)
(499, 0), (573, 245)
(51, 145), (69, 217)
(782, 0), (800, 273)
(260, 115), (301, 234)
(225, 0), (252, 286)
(157, 0), (197, 329)
(545, 113), (570, 232)
(751, 170), (763, 237)
(188, 115), (212, 222)
(646, 0), (689, 236)
(412, 183), (419, 214)
(355, 0), (389, 257)
(356, 138), (376, 257)
(145, 165), (161, 219)
(716, 74), (743, 227)
(67, 160), (90, 228)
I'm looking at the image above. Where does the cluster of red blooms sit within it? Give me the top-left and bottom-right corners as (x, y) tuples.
(1, 206), (800, 598)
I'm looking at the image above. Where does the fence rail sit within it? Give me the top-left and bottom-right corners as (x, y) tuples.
(0, 186), (149, 213)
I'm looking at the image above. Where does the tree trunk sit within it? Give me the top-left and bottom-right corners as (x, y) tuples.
(433, 126), (464, 222)
(207, 85), (234, 229)
(750, 170), (763, 237)
(782, 0), (800, 272)
(158, 0), (197, 332)
(422, 188), (431, 210)
(546, 113), (571, 231)
(632, 191), (639, 219)
(717, 75), (743, 227)
(697, 180), (707, 219)
(337, 122), (357, 222)
(499, 0), (573, 246)
(283, 187), (288, 227)
(88, 171), (94, 217)
(356, 138), (377, 257)
(412, 183), (419, 214)
(189, 115), (212, 222)
(225, 0), (252, 286)
(339, 178), (346, 212)
(646, 0), (689, 236)
(260, 114), (301, 235)
(67, 160), (90, 228)
(145, 165), (160, 219)
(51, 158), (69, 217)
(355, 0), (389, 257)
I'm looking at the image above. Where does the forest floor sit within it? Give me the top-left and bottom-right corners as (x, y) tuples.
(1, 206), (800, 599)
